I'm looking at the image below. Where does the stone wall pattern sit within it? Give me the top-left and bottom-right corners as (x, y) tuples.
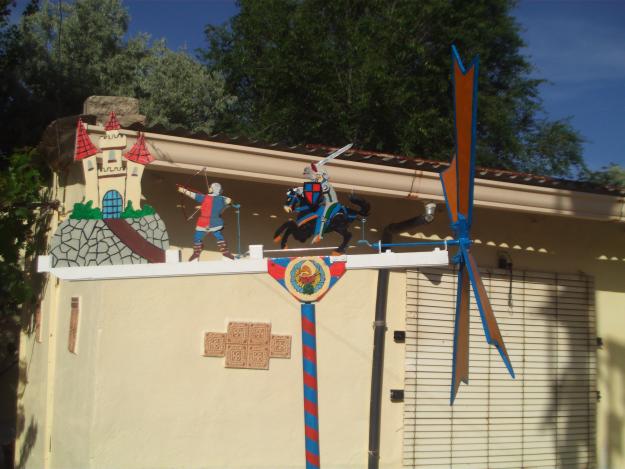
(50, 214), (169, 267)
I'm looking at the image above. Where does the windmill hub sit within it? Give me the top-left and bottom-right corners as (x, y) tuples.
(451, 214), (471, 242)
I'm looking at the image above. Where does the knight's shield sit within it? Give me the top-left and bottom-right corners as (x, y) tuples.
(304, 182), (322, 207)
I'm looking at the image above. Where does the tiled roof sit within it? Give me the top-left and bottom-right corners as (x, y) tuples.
(122, 122), (625, 197)
(304, 144), (625, 197)
(74, 118), (98, 161)
(124, 132), (154, 165)
(104, 111), (121, 131)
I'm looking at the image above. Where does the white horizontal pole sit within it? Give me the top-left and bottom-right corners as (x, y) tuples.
(37, 249), (448, 281)
(37, 256), (268, 281)
(345, 249), (449, 270)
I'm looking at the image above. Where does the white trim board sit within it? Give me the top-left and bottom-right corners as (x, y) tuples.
(37, 246), (449, 281)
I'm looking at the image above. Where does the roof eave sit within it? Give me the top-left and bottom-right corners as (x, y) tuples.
(85, 125), (625, 223)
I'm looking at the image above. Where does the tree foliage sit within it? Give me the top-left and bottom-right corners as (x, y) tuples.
(123, 41), (236, 134)
(0, 150), (47, 307)
(584, 164), (625, 189)
(203, 0), (584, 177)
(1, 0), (236, 155)
(0, 148), (52, 362)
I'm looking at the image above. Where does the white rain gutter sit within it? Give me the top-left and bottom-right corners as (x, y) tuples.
(86, 125), (625, 223)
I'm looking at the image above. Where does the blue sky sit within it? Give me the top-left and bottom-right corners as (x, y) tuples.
(514, 1), (625, 171)
(9, 0), (625, 171)
(124, 0), (237, 52)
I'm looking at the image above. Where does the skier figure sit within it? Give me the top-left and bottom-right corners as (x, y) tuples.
(177, 182), (234, 260)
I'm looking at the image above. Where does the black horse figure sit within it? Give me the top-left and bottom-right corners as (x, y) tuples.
(273, 188), (370, 254)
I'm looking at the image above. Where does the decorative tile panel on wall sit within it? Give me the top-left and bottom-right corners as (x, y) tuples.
(68, 297), (80, 354)
(204, 322), (291, 370)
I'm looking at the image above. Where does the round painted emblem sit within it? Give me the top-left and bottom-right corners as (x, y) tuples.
(284, 257), (331, 302)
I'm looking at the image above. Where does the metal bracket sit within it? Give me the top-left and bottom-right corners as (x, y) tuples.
(373, 320), (387, 330)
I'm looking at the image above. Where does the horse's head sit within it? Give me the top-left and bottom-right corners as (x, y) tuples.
(283, 188), (303, 213)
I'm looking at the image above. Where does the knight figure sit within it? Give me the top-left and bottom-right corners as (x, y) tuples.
(177, 182), (234, 260)
(274, 143), (369, 254)
(292, 143), (352, 243)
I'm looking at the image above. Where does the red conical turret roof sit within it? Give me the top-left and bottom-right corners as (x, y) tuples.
(124, 132), (155, 165)
(74, 118), (99, 161)
(104, 111), (121, 131)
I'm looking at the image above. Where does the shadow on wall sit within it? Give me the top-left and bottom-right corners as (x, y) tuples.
(8, 334), (44, 469)
(10, 233), (51, 469)
(14, 408), (37, 469)
(13, 357), (38, 469)
(538, 275), (596, 469)
(603, 340), (625, 469)
(5, 184), (52, 469)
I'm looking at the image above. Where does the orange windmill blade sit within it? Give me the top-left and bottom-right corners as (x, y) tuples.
(441, 46), (515, 404)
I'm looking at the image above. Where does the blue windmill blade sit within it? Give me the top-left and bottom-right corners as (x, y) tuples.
(450, 261), (471, 404)
(461, 245), (515, 378)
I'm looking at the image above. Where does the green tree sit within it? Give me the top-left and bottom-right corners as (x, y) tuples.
(584, 164), (625, 189)
(203, 0), (584, 177)
(2, 0), (235, 154)
(122, 41), (236, 134)
(0, 149), (51, 363)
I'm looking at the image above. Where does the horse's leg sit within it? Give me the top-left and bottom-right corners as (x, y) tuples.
(274, 221), (290, 245)
(280, 221), (299, 249)
(331, 215), (352, 255)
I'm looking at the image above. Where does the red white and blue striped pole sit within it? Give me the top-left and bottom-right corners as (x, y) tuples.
(301, 302), (321, 469)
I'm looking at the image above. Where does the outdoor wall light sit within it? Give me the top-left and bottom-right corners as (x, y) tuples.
(423, 201), (436, 222)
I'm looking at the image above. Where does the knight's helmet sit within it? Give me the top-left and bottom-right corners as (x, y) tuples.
(303, 165), (316, 181)
(303, 163), (329, 183)
(210, 182), (222, 195)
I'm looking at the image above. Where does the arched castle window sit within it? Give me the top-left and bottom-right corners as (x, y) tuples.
(87, 159), (94, 171)
(108, 150), (116, 163)
(131, 166), (138, 176)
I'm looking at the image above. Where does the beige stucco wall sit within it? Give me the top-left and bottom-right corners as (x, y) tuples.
(81, 156), (99, 206)
(124, 162), (144, 209)
(16, 163), (625, 469)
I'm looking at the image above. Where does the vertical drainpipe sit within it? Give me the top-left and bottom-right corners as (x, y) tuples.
(368, 203), (436, 469)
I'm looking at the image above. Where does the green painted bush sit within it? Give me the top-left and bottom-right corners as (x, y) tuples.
(121, 201), (156, 219)
(70, 201), (102, 220)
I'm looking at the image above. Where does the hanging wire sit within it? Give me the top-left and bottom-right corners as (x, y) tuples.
(232, 203), (241, 258)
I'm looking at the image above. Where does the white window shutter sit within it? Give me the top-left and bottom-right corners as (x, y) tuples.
(404, 267), (596, 469)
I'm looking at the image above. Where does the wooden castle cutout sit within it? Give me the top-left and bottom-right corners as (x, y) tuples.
(75, 112), (155, 217)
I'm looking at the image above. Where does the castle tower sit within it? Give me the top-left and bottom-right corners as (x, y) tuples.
(74, 119), (100, 206)
(98, 112), (127, 218)
(124, 132), (155, 210)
